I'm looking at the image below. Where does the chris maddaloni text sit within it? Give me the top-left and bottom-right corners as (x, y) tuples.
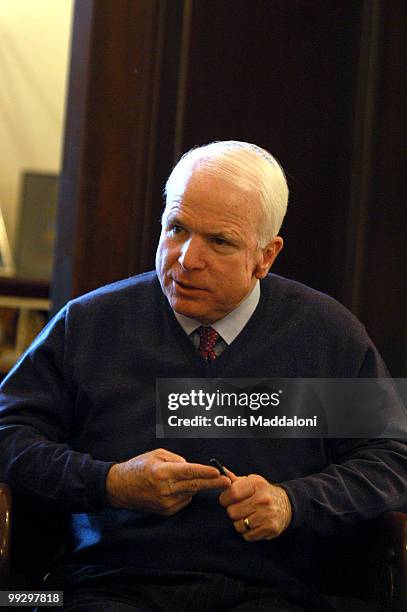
(167, 415), (318, 428)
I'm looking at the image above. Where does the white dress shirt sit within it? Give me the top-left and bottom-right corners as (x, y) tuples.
(173, 281), (260, 356)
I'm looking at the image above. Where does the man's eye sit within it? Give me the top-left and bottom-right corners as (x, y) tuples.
(212, 237), (229, 246)
(169, 225), (182, 234)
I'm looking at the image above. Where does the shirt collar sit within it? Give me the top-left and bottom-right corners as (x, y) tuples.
(173, 281), (260, 345)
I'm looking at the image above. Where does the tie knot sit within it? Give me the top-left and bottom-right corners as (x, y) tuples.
(197, 326), (219, 362)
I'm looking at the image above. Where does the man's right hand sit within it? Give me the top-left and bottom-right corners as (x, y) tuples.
(106, 448), (230, 515)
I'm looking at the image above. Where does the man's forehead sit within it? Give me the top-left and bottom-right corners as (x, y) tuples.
(162, 203), (262, 248)
(163, 165), (264, 232)
(166, 170), (259, 210)
(163, 195), (253, 222)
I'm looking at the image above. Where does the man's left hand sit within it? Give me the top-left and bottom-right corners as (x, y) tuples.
(219, 471), (292, 541)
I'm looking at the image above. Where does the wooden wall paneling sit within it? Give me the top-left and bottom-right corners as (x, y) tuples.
(51, 0), (186, 312)
(51, 0), (95, 312)
(179, 0), (405, 374)
(358, 1), (407, 376)
(342, 0), (406, 375)
(343, 0), (383, 316)
(136, 0), (191, 271)
(51, 0), (406, 374)
(180, 0), (363, 301)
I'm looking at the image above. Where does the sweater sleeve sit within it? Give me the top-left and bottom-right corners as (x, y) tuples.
(280, 437), (407, 536)
(0, 307), (115, 512)
(280, 345), (407, 537)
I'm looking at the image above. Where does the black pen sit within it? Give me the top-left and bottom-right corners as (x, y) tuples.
(210, 457), (229, 478)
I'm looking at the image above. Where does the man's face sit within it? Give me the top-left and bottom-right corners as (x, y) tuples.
(155, 166), (283, 324)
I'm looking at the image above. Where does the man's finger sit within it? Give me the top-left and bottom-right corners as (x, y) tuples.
(166, 461), (225, 482)
(155, 448), (187, 463)
(233, 515), (258, 534)
(168, 475), (230, 495)
(222, 467), (238, 482)
(156, 494), (193, 516)
(224, 499), (255, 521)
(233, 516), (280, 542)
(219, 477), (255, 507)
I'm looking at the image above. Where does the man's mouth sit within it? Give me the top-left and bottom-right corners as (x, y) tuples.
(173, 279), (205, 291)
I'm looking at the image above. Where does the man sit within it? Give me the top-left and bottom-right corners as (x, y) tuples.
(0, 141), (406, 612)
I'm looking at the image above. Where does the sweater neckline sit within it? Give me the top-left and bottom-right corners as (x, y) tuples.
(156, 275), (278, 375)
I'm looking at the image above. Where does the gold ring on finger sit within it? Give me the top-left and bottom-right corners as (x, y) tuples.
(243, 517), (251, 531)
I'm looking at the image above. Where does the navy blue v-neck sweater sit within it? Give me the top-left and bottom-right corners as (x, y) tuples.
(0, 272), (406, 593)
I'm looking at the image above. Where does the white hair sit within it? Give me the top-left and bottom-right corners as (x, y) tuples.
(164, 140), (289, 247)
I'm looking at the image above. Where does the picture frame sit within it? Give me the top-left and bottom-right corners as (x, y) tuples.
(0, 208), (15, 277)
(14, 172), (58, 282)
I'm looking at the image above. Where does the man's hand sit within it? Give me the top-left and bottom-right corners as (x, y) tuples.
(219, 470), (292, 541)
(106, 448), (230, 515)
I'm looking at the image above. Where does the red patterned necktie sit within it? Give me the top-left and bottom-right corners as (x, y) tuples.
(197, 326), (219, 363)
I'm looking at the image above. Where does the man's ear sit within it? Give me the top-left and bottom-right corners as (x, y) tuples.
(254, 237), (284, 279)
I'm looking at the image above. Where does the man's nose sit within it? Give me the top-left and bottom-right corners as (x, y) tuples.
(178, 237), (205, 270)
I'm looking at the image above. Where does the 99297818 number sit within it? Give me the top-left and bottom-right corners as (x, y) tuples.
(0, 591), (63, 606)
